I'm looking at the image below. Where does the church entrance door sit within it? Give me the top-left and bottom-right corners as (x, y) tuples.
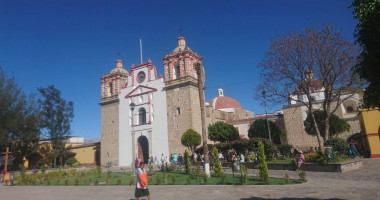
(137, 136), (149, 164)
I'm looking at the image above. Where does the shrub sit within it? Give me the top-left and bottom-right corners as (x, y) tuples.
(69, 169), (77, 177)
(46, 179), (51, 185)
(116, 179), (121, 185)
(66, 158), (78, 166)
(41, 165), (46, 174)
(219, 174), (226, 185)
(258, 141), (270, 184)
(156, 177), (162, 185)
(284, 173), (289, 184)
(105, 178), (109, 185)
(278, 144), (293, 157)
(64, 179), (69, 186)
(299, 171), (307, 182)
(171, 176), (176, 185)
(186, 177), (191, 185)
(305, 152), (324, 163)
(84, 179), (88, 185)
(55, 179), (60, 185)
(241, 164), (248, 184)
(95, 179), (99, 185)
(212, 147), (223, 177)
(325, 137), (347, 156)
(74, 178), (79, 186)
(245, 154), (256, 162)
(96, 166), (102, 177)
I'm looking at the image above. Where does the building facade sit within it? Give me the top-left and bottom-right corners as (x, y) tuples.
(100, 37), (255, 167)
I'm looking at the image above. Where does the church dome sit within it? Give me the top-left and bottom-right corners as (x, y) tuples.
(208, 89), (242, 110)
(172, 37), (192, 53)
(110, 59), (128, 74)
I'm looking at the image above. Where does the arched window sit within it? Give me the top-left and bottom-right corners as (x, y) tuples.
(347, 106), (354, 113)
(139, 108), (146, 124)
(173, 63), (180, 79)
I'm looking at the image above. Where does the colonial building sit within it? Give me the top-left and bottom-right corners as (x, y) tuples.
(282, 70), (361, 149)
(100, 37), (254, 167)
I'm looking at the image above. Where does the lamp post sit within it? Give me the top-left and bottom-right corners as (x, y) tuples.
(130, 102), (136, 175)
(262, 90), (272, 141)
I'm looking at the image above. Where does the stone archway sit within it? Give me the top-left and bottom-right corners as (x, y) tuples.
(137, 136), (149, 164)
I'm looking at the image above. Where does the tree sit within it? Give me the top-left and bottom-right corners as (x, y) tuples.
(258, 141), (270, 184)
(248, 119), (283, 144)
(258, 25), (362, 150)
(208, 121), (239, 143)
(0, 66), (40, 168)
(184, 150), (191, 174)
(352, 0), (380, 108)
(304, 110), (350, 138)
(212, 146), (223, 177)
(38, 85), (74, 166)
(181, 129), (201, 153)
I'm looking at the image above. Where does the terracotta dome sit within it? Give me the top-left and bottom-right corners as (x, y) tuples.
(208, 89), (242, 110)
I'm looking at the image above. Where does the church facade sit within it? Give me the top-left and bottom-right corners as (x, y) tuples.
(100, 37), (254, 167)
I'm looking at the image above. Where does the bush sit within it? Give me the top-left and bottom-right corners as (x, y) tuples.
(184, 150), (191, 174)
(325, 138), (347, 156)
(284, 173), (289, 184)
(299, 171), (307, 182)
(305, 151), (325, 163)
(278, 144), (293, 157)
(212, 147), (223, 177)
(66, 158), (78, 166)
(258, 141), (270, 184)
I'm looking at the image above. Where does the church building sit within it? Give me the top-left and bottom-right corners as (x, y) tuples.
(100, 37), (254, 167)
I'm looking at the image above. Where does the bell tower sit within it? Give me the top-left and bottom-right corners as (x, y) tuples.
(163, 37), (204, 154)
(100, 59), (128, 166)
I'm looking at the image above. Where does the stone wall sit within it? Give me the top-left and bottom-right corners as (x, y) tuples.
(283, 100), (361, 149)
(166, 82), (202, 155)
(100, 99), (119, 166)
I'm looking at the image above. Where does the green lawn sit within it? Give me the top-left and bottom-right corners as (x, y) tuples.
(15, 169), (300, 186)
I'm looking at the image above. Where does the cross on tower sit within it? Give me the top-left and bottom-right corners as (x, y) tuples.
(1, 147), (11, 173)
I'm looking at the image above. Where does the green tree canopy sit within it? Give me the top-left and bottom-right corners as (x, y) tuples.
(0, 66), (40, 167)
(208, 121), (239, 143)
(304, 110), (350, 138)
(181, 129), (201, 153)
(38, 85), (74, 166)
(352, 0), (380, 108)
(248, 119), (283, 144)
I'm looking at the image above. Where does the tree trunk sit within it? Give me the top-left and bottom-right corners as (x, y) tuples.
(310, 111), (324, 151)
(197, 65), (210, 177)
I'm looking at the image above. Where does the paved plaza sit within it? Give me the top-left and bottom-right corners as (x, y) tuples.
(1, 158), (379, 200)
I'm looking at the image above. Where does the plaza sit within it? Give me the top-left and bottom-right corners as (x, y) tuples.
(1, 158), (379, 200)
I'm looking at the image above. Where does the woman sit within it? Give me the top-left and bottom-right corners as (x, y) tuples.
(296, 151), (305, 171)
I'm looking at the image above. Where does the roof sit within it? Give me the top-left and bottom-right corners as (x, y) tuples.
(208, 96), (243, 110)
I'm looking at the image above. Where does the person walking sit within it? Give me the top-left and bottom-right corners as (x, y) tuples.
(135, 162), (154, 200)
(349, 139), (361, 158)
(296, 151), (305, 171)
(178, 153), (183, 167)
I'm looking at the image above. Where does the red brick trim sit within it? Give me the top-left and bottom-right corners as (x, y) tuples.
(363, 132), (379, 137)
(370, 154), (380, 158)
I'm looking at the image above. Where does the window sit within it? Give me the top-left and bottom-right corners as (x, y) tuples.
(173, 63), (180, 79)
(139, 108), (146, 124)
(347, 106), (354, 113)
(109, 82), (113, 96)
(177, 107), (181, 115)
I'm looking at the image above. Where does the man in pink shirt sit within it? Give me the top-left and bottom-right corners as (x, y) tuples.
(296, 151), (305, 171)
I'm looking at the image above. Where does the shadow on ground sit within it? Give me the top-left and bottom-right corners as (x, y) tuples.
(241, 198), (344, 200)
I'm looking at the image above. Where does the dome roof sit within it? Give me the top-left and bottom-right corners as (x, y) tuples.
(173, 46), (192, 53)
(208, 96), (242, 110)
(110, 67), (128, 74)
(110, 59), (128, 74)
(172, 37), (192, 53)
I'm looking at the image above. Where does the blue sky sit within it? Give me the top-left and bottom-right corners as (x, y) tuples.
(0, 0), (357, 139)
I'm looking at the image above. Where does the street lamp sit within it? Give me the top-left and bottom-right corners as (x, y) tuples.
(262, 90), (272, 141)
(130, 102), (136, 175)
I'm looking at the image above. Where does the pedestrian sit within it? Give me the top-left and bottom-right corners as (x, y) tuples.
(219, 152), (224, 163)
(349, 139), (360, 158)
(209, 153), (214, 170)
(201, 154), (205, 168)
(240, 153), (245, 163)
(296, 151), (305, 171)
(135, 162), (154, 200)
(173, 153), (178, 165)
(178, 153), (183, 167)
